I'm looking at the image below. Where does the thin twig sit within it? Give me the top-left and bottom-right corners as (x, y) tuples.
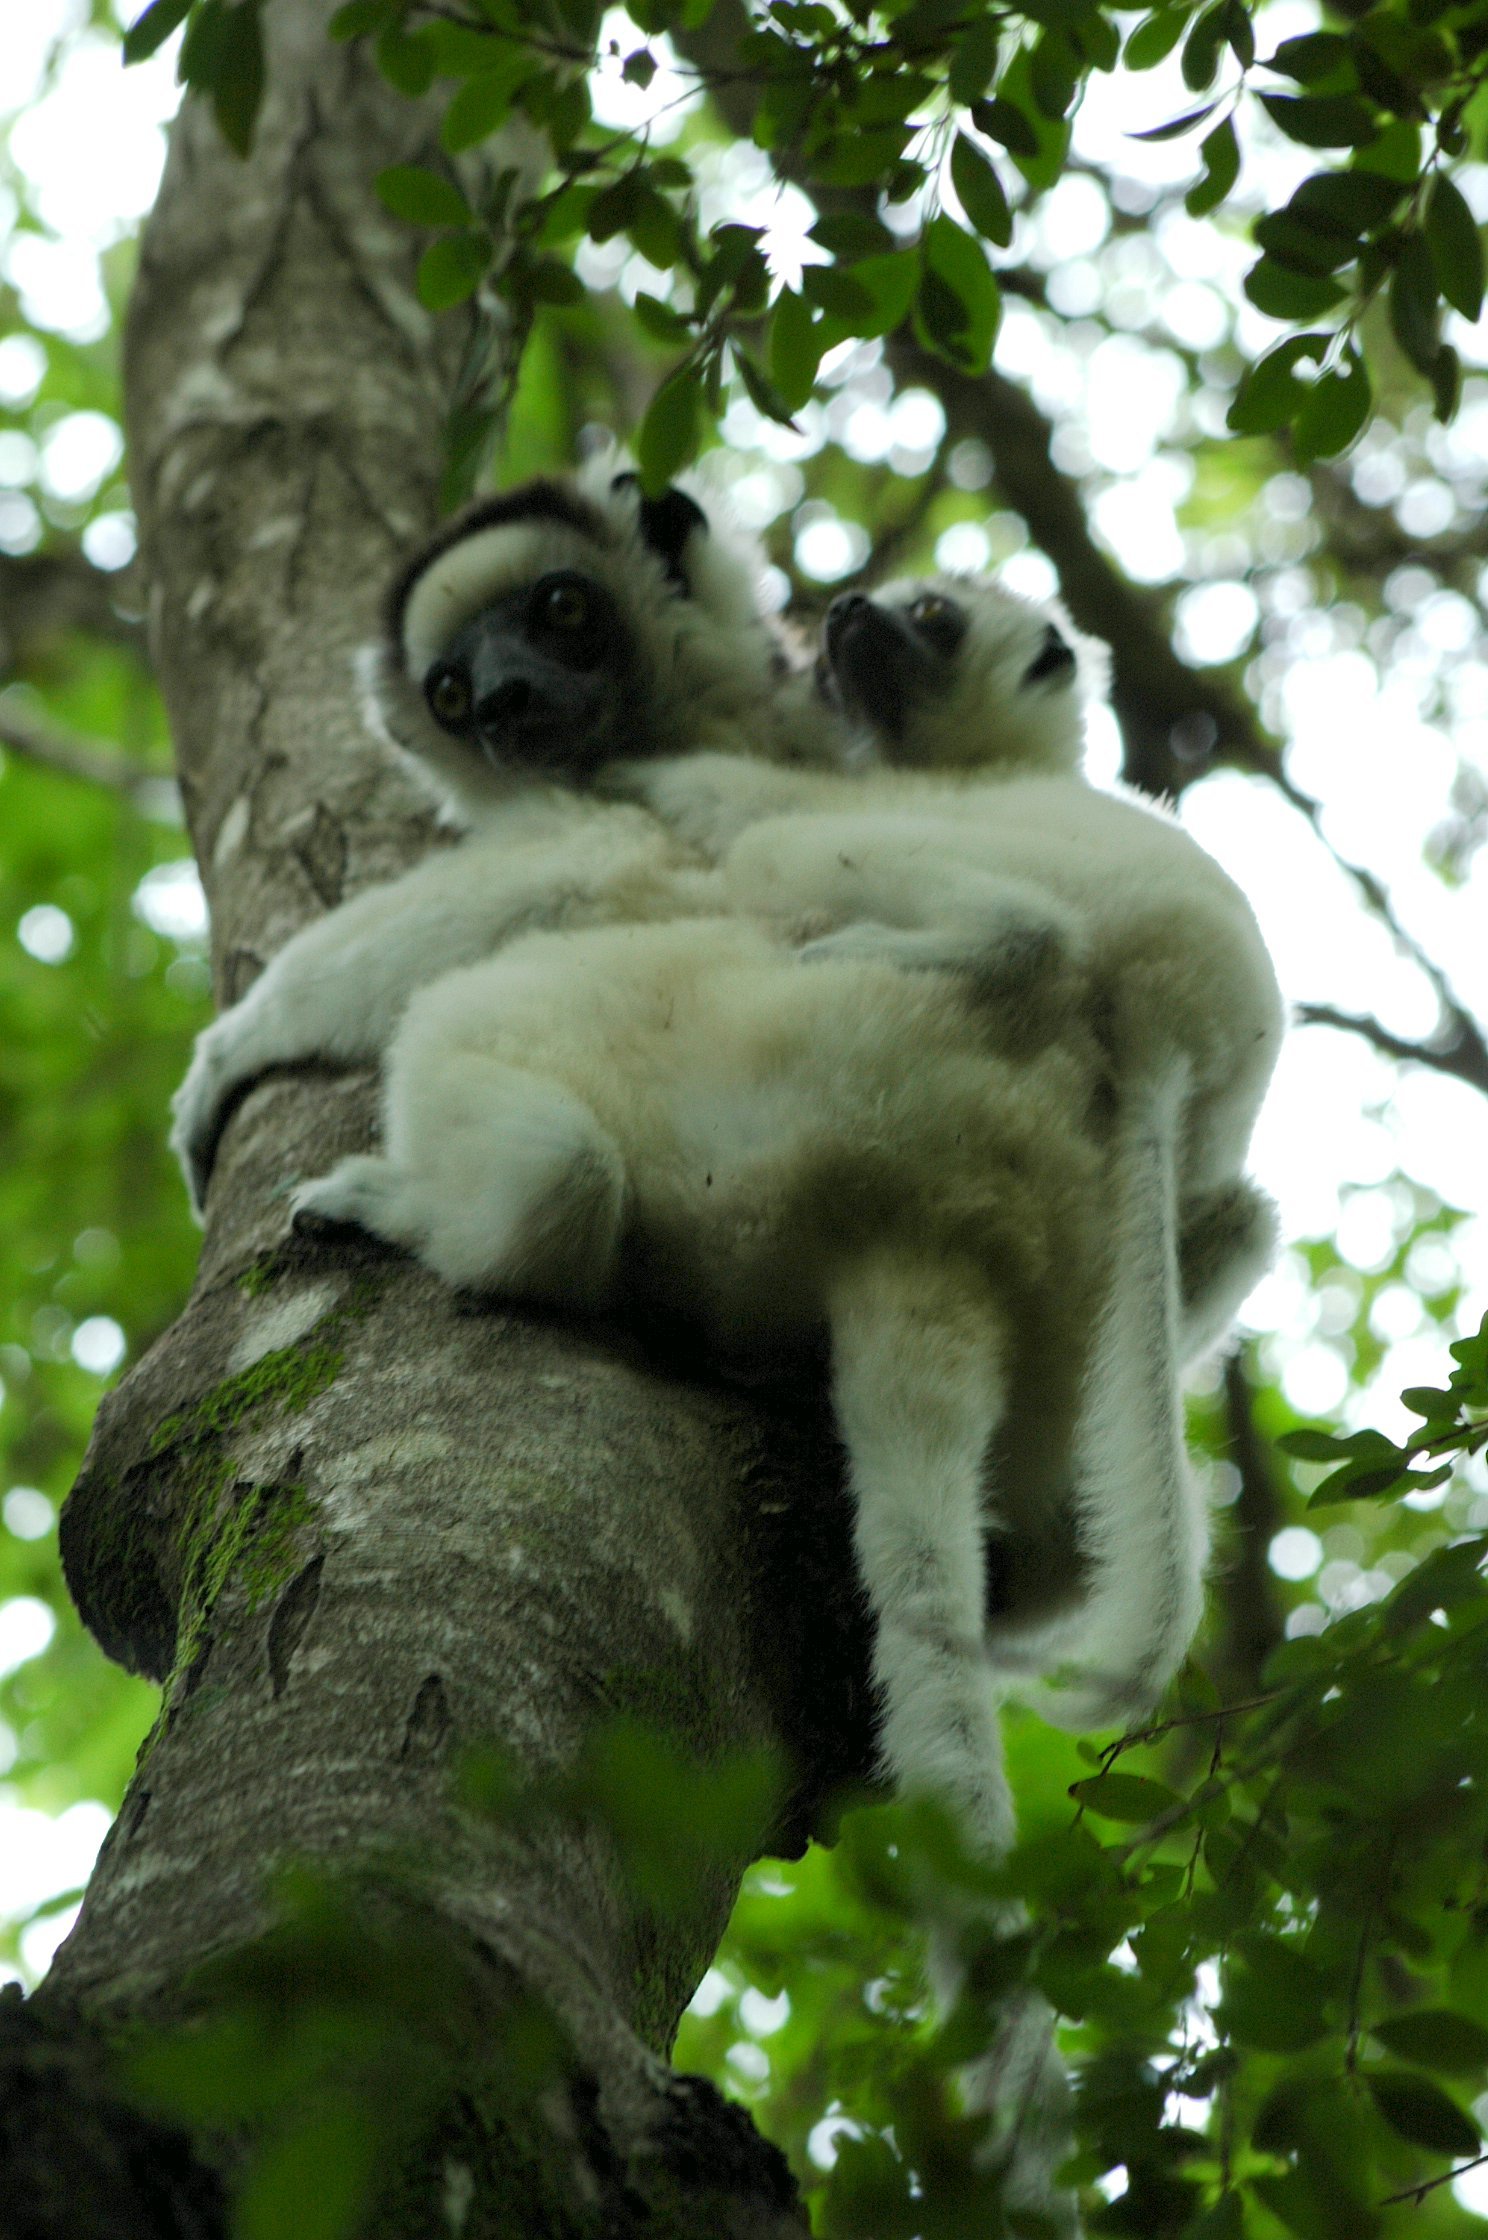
(1381, 2147), (1488, 2207)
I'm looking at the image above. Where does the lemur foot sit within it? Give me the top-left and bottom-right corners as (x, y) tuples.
(290, 1156), (422, 1247)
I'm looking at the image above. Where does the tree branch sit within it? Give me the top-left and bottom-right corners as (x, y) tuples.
(0, 694), (175, 814)
(1295, 1000), (1488, 1096)
(0, 546), (143, 668)
(1214, 1351), (1286, 1698)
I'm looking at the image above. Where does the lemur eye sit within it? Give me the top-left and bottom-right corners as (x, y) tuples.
(906, 592), (967, 654)
(536, 578), (592, 633)
(426, 667), (471, 728)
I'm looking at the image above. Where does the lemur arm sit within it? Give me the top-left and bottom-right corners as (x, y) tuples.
(597, 752), (863, 858)
(172, 822), (702, 1216)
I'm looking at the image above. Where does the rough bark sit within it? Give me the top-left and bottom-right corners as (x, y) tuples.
(43, 7), (873, 2232)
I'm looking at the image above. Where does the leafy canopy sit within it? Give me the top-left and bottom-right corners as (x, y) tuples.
(125, 0), (1488, 482)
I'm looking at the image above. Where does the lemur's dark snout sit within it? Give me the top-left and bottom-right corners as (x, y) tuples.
(822, 594), (932, 741)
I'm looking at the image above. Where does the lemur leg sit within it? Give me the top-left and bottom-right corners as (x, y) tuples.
(828, 1248), (1015, 1851)
(291, 1053), (626, 1310)
(172, 826), (693, 1218)
(828, 1251), (1081, 2234)
(996, 1048), (1207, 1732)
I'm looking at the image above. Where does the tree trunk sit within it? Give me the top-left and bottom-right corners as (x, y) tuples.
(40, 6), (874, 2231)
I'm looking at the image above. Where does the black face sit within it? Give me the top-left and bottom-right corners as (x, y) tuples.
(423, 570), (636, 779)
(819, 590), (966, 741)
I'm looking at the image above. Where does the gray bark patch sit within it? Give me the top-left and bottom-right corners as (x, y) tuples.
(267, 1553), (324, 1697)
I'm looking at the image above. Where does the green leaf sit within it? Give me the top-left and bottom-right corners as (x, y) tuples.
(809, 213), (894, 259)
(210, 0), (264, 157)
(1069, 1773), (1180, 1823)
(970, 94), (1039, 156)
(802, 266), (876, 327)
(1390, 232), (1440, 372)
(1130, 99), (1222, 142)
(1367, 2072), (1480, 2158)
(917, 215), (999, 372)
(1400, 1382), (1456, 1421)
(1244, 256), (1346, 318)
(622, 46), (656, 87)
(626, 186), (684, 273)
(1218, 1936), (1333, 2053)
(517, 257), (584, 307)
(1372, 2009), (1488, 2074)
(1226, 334), (1329, 435)
(1426, 174), (1485, 321)
(1030, 29), (1078, 118)
(1431, 341), (1463, 423)
(1268, 31), (1354, 85)
(949, 12), (1000, 104)
(812, 126), (913, 188)
(1253, 209), (1357, 276)
(442, 62), (533, 154)
(632, 291), (692, 344)
(328, 0), (398, 38)
(1280, 1426), (1381, 1461)
(1260, 93), (1379, 148)
(1384, 1539), (1488, 1632)
(1221, 0), (1253, 68)
(770, 288), (823, 408)
(1307, 1460), (1411, 1506)
(375, 165), (471, 229)
(1290, 168), (1404, 236)
(376, 24), (436, 96)
(950, 134), (1013, 248)
(587, 174), (643, 245)
(1293, 346), (1370, 462)
(734, 349), (799, 430)
(845, 250), (920, 339)
(1186, 117), (1239, 216)
(122, 0), (195, 63)
(1124, 9), (1187, 72)
(1071, 8), (1120, 73)
(637, 370), (703, 494)
(991, 50), (1068, 189)
(416, 231), (491, 311)
(1182, 2), (1228, 91)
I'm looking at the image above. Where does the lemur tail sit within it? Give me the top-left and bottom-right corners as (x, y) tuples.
(827, 1249), (1015, 1855)
(996, 1047), (1208, 1733)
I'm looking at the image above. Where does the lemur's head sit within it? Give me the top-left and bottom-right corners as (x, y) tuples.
(365, 461), (799, 824)
(818, 574), (1109, 777)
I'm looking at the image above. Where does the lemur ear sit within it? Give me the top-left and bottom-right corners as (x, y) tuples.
(611, 473), (708, 591)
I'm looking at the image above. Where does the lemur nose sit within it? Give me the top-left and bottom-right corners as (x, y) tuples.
(477, 678), (533, 727)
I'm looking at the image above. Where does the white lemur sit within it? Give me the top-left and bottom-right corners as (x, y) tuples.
(176, 482), (1279, 2233)
(170, 463), (844, 1213)
(179, 479), (1281, 1756)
